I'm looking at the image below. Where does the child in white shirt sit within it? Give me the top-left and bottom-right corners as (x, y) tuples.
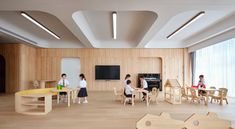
(58, 73), (70, 102)
(125, 80), (134, 104)
(125, 80), (134, 98)
(140, 76), (148, 101)
(77, 73), (88, 104)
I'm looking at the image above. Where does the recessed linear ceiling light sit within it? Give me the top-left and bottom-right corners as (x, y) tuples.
(167, 11), (205, 39)
(20, 11), (60, 40)
(112, 12), (117, 39)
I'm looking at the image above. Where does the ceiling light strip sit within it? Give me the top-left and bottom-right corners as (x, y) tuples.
(112, 12), (117, 39)
(21, 11), (60, 39)
(167, 11), (205, 39)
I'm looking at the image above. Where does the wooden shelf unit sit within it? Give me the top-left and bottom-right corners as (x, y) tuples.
(15, 89), (52, 115)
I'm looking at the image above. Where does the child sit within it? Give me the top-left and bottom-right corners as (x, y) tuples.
(58, 73), (70, 102)
(124, 74), (131, 96)
(124, 74), (131, 86)
(125, 80), (134, 104)
(197, 75), (206, 95)
(77, 73), (88, 104)
(140, 76), (148, 101)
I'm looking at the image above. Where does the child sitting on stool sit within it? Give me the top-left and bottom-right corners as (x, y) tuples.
(125, 80), (134, 104)
(58, 73), (70, 102)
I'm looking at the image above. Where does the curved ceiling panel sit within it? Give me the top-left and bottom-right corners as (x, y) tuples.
(72, 11), (157, 48)
(0, 11), (84, 48)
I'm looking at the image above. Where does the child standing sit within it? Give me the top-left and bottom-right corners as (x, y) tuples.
(58, 73), (70, 102)
(77, 73), (88, 104)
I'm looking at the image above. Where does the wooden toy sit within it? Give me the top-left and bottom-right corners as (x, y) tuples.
(184, 112), (233, 129)
(136, 112), (184, 129)
(164, 79), (182, 104)
(136, 112), (233, 129)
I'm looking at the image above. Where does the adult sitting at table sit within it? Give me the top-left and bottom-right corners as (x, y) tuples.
(197, 75), (206, 96)
(57, 73), (70, 102)
(139, 76), (148, 101)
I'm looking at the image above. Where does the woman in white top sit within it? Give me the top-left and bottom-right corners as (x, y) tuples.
(77, 73), (88, 104)
(58, 73), (70, 102)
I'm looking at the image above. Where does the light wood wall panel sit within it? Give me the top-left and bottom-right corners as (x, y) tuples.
(0, 44), (20, 93)
(36, 48), (191, 91)
(19, 44), (36, 90)
(0, 43), (36, 93)
(0, 43), (192, 93)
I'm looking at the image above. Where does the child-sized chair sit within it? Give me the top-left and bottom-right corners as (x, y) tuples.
(123, 96), (133, 106)
(211, 88), (228, 105)
(149, 87), (159, 104)
(189, 88), (205, 104)
(113, 87), (124, 103)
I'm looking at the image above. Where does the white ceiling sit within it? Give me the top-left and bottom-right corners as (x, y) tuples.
(0, 0), (235, 50)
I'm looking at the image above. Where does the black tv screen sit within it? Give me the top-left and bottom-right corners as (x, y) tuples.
(95, 65), (120, 80)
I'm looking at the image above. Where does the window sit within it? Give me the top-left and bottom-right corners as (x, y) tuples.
(194, 38), (235, 97)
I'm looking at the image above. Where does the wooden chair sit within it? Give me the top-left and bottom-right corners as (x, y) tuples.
(181, 87), (189, 100)
(208, 86), (216, 101)
(123, 97), (132, 106)
(113, 87), (124, 103)
(189, 88), (205, 104)
(149, 87), (159, 104)
(211, 88), (228, 104)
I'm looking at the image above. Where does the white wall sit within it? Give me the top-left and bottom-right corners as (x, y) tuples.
(61, 58), (80, 88)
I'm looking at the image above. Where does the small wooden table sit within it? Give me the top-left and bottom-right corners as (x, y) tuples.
(51, 88), (77, 107)
(186, 87), (221, 106)
(132, 89), (149, 106)
(198, 88), (223, 106)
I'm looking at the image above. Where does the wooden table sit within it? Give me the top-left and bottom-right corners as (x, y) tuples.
(199, 88), (223, 106)
(51, 88), (77, 107)
(132, 89), (149, 106)
(39, 80), (56, 88)
(186, 87), (221, 106)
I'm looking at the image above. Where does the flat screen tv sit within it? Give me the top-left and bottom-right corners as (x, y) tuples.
(95, 65), (120, 80)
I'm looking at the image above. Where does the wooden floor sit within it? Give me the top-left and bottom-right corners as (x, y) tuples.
(0, 91), (234, 129)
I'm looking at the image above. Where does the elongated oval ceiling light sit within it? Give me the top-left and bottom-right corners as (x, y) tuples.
(167, 11), (205, 39)
(21, 12), (60, 39)
(112, 12), (117, 39)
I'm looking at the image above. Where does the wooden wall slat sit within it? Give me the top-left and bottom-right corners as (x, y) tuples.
(0, 44), (192, 93)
